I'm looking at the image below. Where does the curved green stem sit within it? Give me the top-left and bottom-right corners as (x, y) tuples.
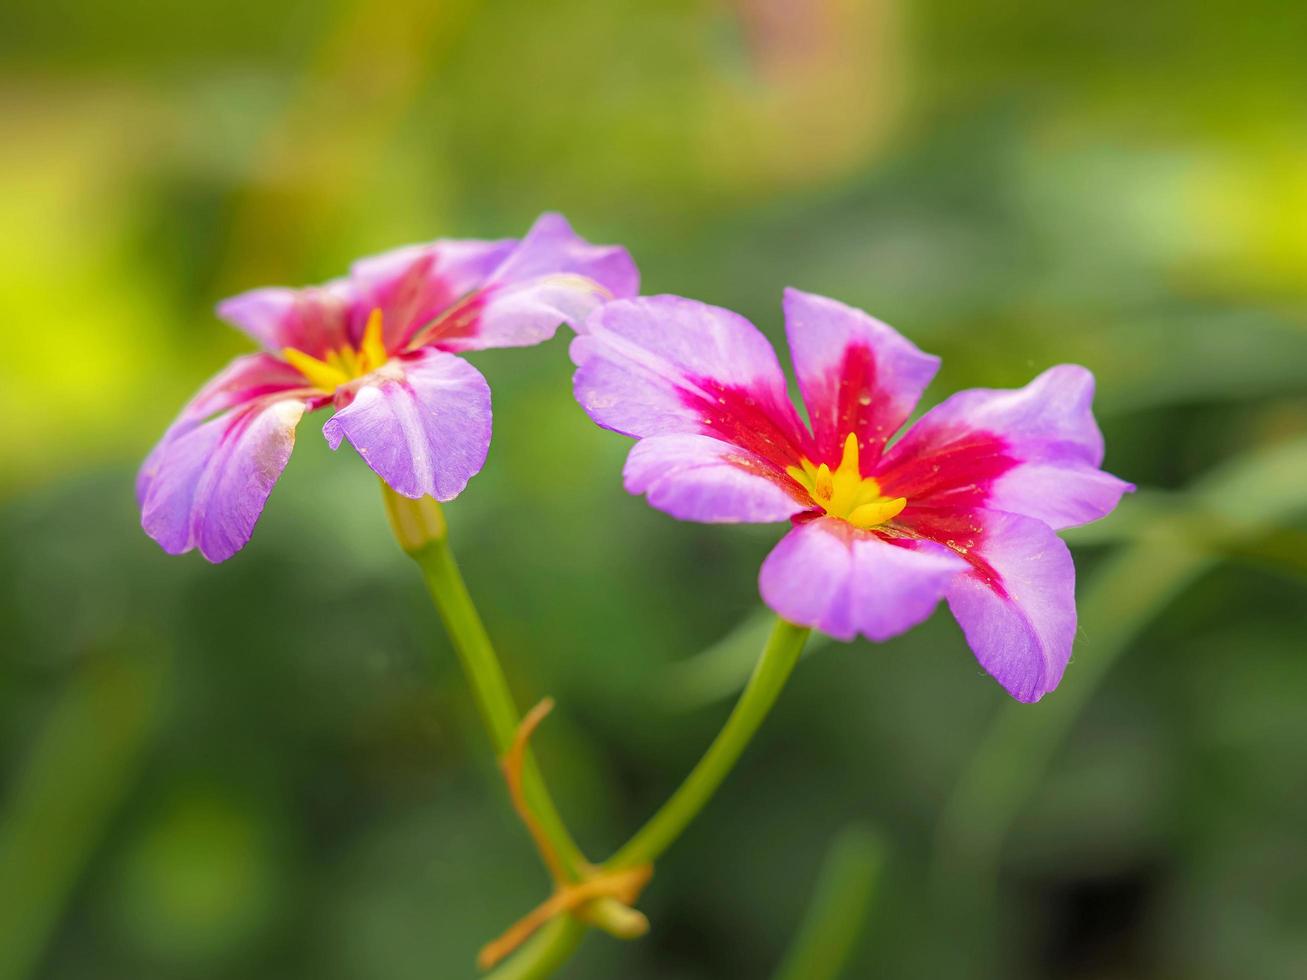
(492, 617), (809, 978)
(382, 485), (587, 878)
(385, 484), (811, 977)
(608, 618), (810, 868)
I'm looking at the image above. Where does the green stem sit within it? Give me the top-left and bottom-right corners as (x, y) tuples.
(484, 917), (587, 980)
(381, 485), (587, 878)
(384, 484), (810, 977)
(608, 618), (810, 869)
(492, 617), (809, 978)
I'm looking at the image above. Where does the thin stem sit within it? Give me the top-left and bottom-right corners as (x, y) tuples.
(382, 485), (587, 877)
(484, 917), (587, 980)
(493, 616), (810, 978)
(608, 618), (810, 869)
(383, 484), (811, 977)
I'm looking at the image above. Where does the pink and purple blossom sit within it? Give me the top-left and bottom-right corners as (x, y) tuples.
(572, 290), (1132, 702)
(139, 213), (638, 562)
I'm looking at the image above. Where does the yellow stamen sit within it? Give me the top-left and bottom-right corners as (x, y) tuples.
(282, 307), (392, 394)
(848, 497), (907, 526)
(786, 432), (907, 529)
(282, 346), (349, 393)
(360, 307), (388, 370)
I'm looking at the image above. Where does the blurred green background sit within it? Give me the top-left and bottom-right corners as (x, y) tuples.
(3, 1), (1306, 978)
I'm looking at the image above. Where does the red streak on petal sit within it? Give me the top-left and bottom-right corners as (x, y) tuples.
(882, 507), (1007, 596)
(416, 290), (488, 350)
(875, 426), (1018, 509)
(222, 383), (302, 406)
(680, 376), (808, 469)
(805, 342), (901, 466)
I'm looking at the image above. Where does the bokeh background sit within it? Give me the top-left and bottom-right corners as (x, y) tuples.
(3, 1), (1306, 978)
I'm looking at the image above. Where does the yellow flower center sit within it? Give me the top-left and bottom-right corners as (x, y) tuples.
(283, 308), (390, 394)
(786, 433), (907, 528)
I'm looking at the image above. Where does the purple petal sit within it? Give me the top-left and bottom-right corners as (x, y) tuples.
(321, 348), (491, 500)
(759, 518), (968, 642)
(428, 212), (640, 353)
(137, 354), (310, 506)
(348, 238), (516, 350)
(140, 396), (309, 562)
(571, 296), (809, 472)
(989, 462), (1133, 531)
(876, 365), (1132, 530)
(216, 283), (352, 358)
(487, 212), (638, 300)
(624, 434), (807, 524)
(783, 288), (940, 462)
(939, 510), (1077, 703)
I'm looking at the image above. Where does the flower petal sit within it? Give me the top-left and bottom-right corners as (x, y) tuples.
(137, 354), (311, 506)
(216, 283), (352, 358)
(783, 288), (940, 462)
(876, 365), (1132, 530)
(759, 517), (968, 642)
(572, 295), (809, 472)
(426, 212), (640, 353)
(900, 507), (1077, 702)
(139, 396), (309, 562)
(624, 434), (808, 524)
(348, 238), (517, 351)
(321, 348), (491, 500)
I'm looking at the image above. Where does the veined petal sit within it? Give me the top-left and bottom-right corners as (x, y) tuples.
(899, 507), (1077, 702)
(624, 434), (808, 524)
(136, 354), (310, 506)
(139, 395), (309, 562)
(216, 282), (352, 358)
(421, 212), (640, 353)
(876, 365), (1132, 530)
(348, 238), (516, 351)
(321, 348), (491, 501)
(759, 517), (968, 642)
(572, 295), (809, 471)
(783, 288), (940, 462)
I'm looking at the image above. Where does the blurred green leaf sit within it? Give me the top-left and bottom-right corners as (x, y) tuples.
(773, 824), (884, 980)
(0, 644), (167, 980)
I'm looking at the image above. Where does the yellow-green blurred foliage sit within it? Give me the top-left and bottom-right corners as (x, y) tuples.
(3, 2), (1305, 979)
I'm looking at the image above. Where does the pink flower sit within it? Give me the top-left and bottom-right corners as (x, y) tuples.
(572, 290), (1132, 702)
(139, 213), (638, 561)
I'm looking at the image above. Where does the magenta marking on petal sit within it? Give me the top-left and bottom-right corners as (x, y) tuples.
(413, 290), (488, 350)
(218, 284), (353, 358)
(890, 506), (1007, 597)
(348, 246), (464, 351)
(874, 427), (1019, 508)
(940, 510), (1077, 702)
(412, 213), (638, 354)
(875, 365), (1128, 529)
(677, 375), (810, 478)
(783, 288), (940, 462)
(807, 342), (890, 465)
